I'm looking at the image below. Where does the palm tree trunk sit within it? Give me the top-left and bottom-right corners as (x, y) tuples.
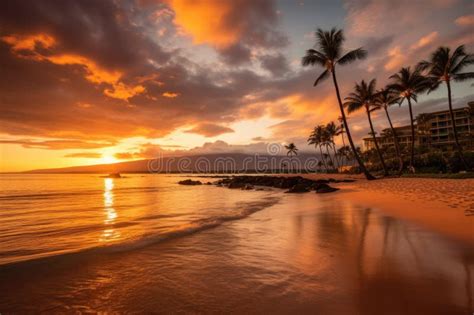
(340, 132), (349, 166)
(407, 98), (416, 173)
(331, 69), (375, 180)
(325, 145), (335, 171)
(331, 143), (340, 170)
(318, 145), (328, 172)
(446, 80), (469, 170)
(366, 108), (388, 176)
(341, 131), (346, 147)
(384, 107), (404, 175)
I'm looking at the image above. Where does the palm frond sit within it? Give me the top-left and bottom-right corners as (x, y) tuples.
(453, 72), (474, 82)
(337, 47), (367, 65)
(302, 49), (326, 67)
(313, 69), (329, 86)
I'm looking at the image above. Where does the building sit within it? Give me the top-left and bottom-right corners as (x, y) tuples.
(363, 102), (474, 152)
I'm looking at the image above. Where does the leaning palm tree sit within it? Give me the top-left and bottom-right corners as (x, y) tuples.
(344, 79), (389, 176)
(302, 28), (375, 180)
(374, 88), (404, 175)
(418, 45), (474, 170)
(388, 66), (430, 173)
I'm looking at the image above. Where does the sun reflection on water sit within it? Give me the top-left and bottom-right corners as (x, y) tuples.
(100, 178), (121, 242)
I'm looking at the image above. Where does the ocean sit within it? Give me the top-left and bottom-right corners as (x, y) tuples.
(0, 174), (472, 314)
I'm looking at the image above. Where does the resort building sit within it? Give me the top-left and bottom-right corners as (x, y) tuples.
(363, 101), (474, 151)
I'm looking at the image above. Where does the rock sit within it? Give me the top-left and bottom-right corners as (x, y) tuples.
(213, 175), (349, 193)
(315, 183), (339, 193)
(228, 181), (245, 189)
(242, 184), (254, 190)
(178, 179), (202, 185)
(102, 173), (122, 178)
(285, 183), (310, 193)
(205, 182), (213, 185)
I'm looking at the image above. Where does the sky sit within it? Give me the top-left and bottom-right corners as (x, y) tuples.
(0, 0), (473, 171)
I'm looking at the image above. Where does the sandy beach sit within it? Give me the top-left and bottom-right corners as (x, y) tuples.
(328, 176), (474, 245)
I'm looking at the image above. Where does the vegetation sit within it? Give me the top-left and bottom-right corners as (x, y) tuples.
(344, 79), (389, 176)
(302, 28), (375, 180)
(302, 27), (473, 177)
(387, 66), (430, 173)
(285, 143), (298, 158)
(418, 45), (474, 171)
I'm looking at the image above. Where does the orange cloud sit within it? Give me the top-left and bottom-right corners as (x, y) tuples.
(0, 139), (115, 150)
(169, 0), (240, 47)
(114, 152), (136, 160)
(1, 34), (56, 52)
(64, 152), (102, 158)
(162, 92), (179, 98)
(455, 15), (474, 26)
(384, 46), (405, 71)
(1, 34), (145, 101)
(105, 83), (146, 100)
(47, 54), (121, 84)
(410, 31), (438, 50)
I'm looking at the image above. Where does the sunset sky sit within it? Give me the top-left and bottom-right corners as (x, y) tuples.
(1, 0), (473, 171)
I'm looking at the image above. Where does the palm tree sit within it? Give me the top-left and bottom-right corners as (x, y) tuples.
(418, 45), (474, 170)
(320, 126), (335, 170)
(308, 125), (328, 171)
(388, 66), (430, 173)
(285, 143), (298, 173)
(326, 122), (340, 169)
(374, 88), (404, 175)
(337, 116), (346, 147)
(344, 79), (389, 176)
(302, 28), (375, 180)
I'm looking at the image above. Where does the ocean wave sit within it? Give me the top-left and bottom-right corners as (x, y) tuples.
(0, 195), (280, 268)
(0, 186), (163, 200)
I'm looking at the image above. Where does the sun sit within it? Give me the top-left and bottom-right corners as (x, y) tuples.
(99, 155), (118, 164)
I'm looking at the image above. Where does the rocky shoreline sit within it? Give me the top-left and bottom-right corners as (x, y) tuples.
(179, 175), (354, 193)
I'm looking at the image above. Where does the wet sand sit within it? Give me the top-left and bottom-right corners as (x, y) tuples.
(326, 177), (474, 245)
(1, 180), (473, 313)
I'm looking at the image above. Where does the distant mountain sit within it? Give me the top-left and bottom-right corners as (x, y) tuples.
(26, 153), (324, 174)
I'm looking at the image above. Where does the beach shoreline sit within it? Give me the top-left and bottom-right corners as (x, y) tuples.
(298, 174), (474, 245)
(0, 173), (473, 313)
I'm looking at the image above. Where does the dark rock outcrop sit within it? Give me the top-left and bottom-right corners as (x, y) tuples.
(314, 183), (339, 193)
(214, 175), (347, 193)
(286, 183), (310, 193)
(102, 173), (122, 178)
(243, 184), (254, 190)
(178, 179), (202, 185)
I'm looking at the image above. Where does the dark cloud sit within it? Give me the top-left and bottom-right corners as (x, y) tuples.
(363, 35), (394, 54)
(185, 123), (235, 137)
(260, 54), (291, 76)
(219, 44), (252, 65)
(0, 0), (170, 71)
(0, 139), (115, 150)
